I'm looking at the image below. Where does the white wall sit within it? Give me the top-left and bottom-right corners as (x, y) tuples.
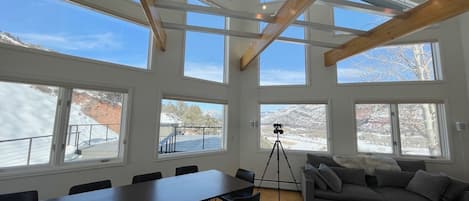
(0, 6), (241, 200)
(237, 3), (469, 189)
(460, 13), (469, 180)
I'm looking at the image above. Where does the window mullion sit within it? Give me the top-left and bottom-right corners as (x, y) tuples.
(390, 104), (401, 157)
(53, 88), (73, 166)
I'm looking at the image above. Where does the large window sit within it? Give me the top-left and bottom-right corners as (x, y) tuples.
(260, 104), (329, 152)
(158, 98), (226, 156)
(0, 80), (128, 171)
(0, 0), (150, 69)
(184, 7), (226, 83)
(337, 42), (441, 84)
(355, 103), (447, 158)
(259, 15), (307, 86)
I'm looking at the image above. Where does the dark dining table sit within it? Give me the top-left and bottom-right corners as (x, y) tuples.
(44, 169), (253, 201)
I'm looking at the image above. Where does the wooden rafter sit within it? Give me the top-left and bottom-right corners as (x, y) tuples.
(240, 0), (315, 71)
(141, 0), (167, 51)
(324, 0), (469, 67)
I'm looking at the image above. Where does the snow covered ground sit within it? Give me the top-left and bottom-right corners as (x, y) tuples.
(159, 134), (222, 153)
(0, 82), (119, 168)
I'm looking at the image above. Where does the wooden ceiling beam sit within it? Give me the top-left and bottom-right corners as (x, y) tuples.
(141, 0), (167, 51)
(324, 0), (469, 67)
(240, 0), (315, 71)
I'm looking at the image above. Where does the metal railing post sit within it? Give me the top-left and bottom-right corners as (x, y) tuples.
(88, 124), (93, 145)
(106, 124), (109, 142)
(202, 128), (205, 150)
(26, 138), (33, 165)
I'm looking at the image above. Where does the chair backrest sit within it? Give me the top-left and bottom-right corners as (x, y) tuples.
(69, 180), (112, 195)
(132, 172), (162, 184)
(233, 192), (261, 201)
(175, 165), (199, 176)
(0, 191), (38, 201)
(236, 168), (255, 184)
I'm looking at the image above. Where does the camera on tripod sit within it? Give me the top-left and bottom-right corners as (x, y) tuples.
(273, 123), (284, 134)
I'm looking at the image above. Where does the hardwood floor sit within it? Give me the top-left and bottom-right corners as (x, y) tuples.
(254, 188), (303, 201)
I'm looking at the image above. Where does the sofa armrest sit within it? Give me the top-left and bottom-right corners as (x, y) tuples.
(301, 170), (316, 201)
(459, 191), (469, 201)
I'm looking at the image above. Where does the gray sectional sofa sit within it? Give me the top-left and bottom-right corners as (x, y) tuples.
(301, 154), (469, 201)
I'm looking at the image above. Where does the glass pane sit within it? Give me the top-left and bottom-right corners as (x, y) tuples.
(65, 89), (125, 162)
(0, 81), (58, 168)
(159, 99), (225, 155)
(260, 41), (306, 86)
(184, 31), (225, 83)
(398, 104), (442, 157)
(0, 0), (149, 68)
(337, 43), (438, 83)
(334, 7), (390, 31)
(187, 12), (225, 29)
(260, 104), (328, 152)
(356, 104), (393, 154)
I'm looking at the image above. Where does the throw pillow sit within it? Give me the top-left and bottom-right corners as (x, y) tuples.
(318, 163), (342, 193)
(307, 154), (340, 168)
(375, 169), (415, 188)
(304, 164), (328, 190)
(330, 166), (367, 186)
(406, 170), (450, 201)
(442, 177), (469, 201)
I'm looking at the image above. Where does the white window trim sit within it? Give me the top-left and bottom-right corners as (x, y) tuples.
(353, 100), (450, 161)
(257, 100), (332, 154)
(181, 10), (229, 85)
(155, 96), (228, 160)
(0, 79), (132, 179)
(336, 41), (444, 85)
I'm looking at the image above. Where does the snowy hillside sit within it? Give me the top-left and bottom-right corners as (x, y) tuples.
(0, 31), (49, 51)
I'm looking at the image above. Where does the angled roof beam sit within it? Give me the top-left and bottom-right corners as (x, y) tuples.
(324, 0), (469, 67)
(141, 0), (167, 51)
(240, 0), (316, 70)
(155, 0), (365, 35)
(199, 0), (228, 9)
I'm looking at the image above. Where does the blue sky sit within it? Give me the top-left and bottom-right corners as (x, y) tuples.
(0, 0), (431, 84)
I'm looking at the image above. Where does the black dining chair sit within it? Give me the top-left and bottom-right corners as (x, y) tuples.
(69, 180), (112, 195)
(132, 172), (162, 184)
(175, 165), (199, 176)
(220, 168), (255, 201)
(0, 190), (38, 201)
(233, 192), (261, 201)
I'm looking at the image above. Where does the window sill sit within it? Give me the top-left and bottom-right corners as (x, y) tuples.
(0, 159), (125, 181)
(155, 149), (227, 162)
(336, 80), (446, 87)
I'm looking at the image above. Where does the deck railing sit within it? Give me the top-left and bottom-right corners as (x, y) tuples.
(0, 123), (119, 165)
(159, 125), (223, 154)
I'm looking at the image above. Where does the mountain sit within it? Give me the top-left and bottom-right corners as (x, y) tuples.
(261, 105), (327, 130)
(0, 31), (49, 51)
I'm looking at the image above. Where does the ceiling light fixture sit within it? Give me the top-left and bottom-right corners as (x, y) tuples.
(261, 0), (267, 10)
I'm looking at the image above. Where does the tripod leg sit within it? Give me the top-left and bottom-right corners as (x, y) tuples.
(258, 141), (278, 188)
(278, 141), (300, 191)
(277, 141), (280, 201)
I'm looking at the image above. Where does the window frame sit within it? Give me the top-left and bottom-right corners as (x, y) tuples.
(181, 10), (229, 85)
(257, 100), (332, 154)
(336, 41), (444, 85)
(257, 11), (310, 87)
(0, 78), (131, 179)
(353, 100), (450, 160)
(155, 96), (228, 160)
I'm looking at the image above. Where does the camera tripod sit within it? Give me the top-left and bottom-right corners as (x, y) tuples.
(257, 124), (300, 201)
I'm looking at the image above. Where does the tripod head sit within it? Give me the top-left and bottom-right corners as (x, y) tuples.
(273, 123), (284, 134)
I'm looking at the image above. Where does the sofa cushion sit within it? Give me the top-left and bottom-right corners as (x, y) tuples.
(396, 160), (426, 172)
(406, 170), (450, 201)
(319, 164), (343, 193)
(374, 187), (430, 201)
(316, 184), (384, 201)
(304, 164), (328, 190)
(375, 169), (415, 188)
(331, 166), (367, 186)
(307, 154), (340, 168)
(442, 177), (469, 201)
